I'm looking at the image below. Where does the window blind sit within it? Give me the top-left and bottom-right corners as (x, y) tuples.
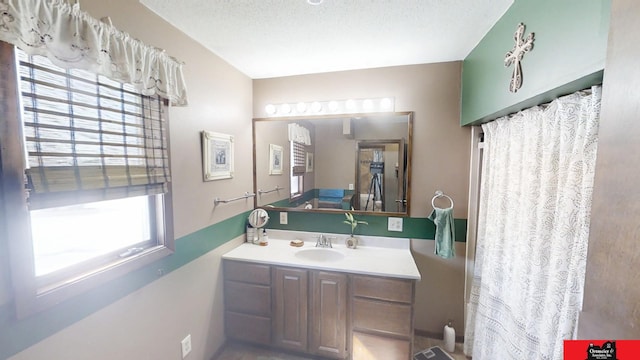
(292, 141), (306, 175)
(17, 49), (171, 210)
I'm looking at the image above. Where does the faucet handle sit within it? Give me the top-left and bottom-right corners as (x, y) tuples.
(325, 235), (336, 248)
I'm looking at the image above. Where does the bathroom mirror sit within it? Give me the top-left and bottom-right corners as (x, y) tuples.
(248, 208), (270, 228)
(253, 111), (412, 216)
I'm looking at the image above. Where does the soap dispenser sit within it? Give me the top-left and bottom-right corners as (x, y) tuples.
(259, 229), (268, 246)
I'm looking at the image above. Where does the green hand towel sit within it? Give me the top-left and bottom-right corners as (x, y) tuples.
(428, 207), (455, 259)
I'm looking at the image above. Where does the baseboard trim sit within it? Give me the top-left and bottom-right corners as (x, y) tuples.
(414, 329), (464, 343)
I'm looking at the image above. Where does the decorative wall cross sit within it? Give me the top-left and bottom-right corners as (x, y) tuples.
(504, 23), (534, 93)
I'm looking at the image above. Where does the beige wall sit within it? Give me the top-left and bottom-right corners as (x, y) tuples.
(253, 63), (471, 334)
(579, 0), (640, 339)
(9, 238), (244, 360)
(255, 120), (290, 207)
(314, 120), (355, 190)
(3, 0), (253, 358)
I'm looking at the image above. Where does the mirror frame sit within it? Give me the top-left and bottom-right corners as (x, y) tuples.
(252, 111), (413, 217)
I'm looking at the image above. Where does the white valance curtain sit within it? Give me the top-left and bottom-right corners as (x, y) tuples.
(0, 0), (188, 106)
(288, 123), (311, 145)
(464, 86), (602, 359)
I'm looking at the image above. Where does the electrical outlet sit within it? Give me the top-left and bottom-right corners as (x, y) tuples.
(388, 217), (403, 232)
(181, 334), (192, 358)
(280, 212), (288, 225)
(348, 183), (354, 190)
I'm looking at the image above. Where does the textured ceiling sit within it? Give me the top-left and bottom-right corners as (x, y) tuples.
(140, 0), (513, 79)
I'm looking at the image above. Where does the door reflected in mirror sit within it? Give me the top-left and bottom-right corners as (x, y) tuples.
(356, 139), (406, 213)
(253, 112), (412, 216)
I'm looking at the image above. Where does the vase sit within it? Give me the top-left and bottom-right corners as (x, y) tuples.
(345, 235), (358, 249)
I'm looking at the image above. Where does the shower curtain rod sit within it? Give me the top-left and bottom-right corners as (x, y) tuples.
(500, 85), (596, 119)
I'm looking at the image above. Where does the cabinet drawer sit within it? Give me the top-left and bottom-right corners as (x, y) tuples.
(352, 298), (412, 337)
(225, 280), (271, 316)
(351, 275), (413, 303)
(224, 260), (271, 285)
(352, 331), (411, 360)
(225, 311), (271, 345)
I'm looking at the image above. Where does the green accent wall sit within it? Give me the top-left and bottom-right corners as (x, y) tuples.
(0, 211), (250, 360)
(461, 0), (611, 125)
(265, 210), (467, 243)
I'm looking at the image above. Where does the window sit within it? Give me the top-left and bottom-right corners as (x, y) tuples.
(290, 140), (305, 199)
(0, 43), (174, 317)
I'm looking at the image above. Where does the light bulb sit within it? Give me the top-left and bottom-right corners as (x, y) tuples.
(311, 101), (322, 113)
(362, 99), (373, 111)
(345, 99), (356, 111)
(380, 97), (393, 111)
(265, 104), (276, 115)
(280, 103), (291, 114)
(296, 102), (307, 113)
(328, 101), (339, 112)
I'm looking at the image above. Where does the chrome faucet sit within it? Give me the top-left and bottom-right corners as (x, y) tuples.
(315, 234), (333, 248)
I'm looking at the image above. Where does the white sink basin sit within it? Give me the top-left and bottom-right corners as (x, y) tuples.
(295, 248), (345, 262)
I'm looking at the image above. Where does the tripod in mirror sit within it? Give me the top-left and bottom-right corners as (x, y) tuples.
(365, 162), (384, 211)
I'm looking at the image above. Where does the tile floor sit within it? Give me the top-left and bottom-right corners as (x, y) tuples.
(214, 335), (469, 360)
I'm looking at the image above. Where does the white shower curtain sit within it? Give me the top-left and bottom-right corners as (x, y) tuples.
(464, 86), (602, 360)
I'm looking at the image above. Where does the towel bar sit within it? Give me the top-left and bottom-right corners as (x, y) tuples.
(214, 192), (255, 206)
(258, 186), (282, 195)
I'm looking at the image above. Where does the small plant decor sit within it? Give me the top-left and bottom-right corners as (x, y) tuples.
(343, 210), (368, 236)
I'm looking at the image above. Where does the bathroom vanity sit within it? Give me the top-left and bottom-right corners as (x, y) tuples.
(222, 231), (421, 360)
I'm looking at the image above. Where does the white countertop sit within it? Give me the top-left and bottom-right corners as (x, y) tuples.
(222, 230), (421, 280)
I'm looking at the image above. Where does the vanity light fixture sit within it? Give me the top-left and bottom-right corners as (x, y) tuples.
(264, 97), (395, 117)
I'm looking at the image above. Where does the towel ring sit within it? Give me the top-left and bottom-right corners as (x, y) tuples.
(432, 190), (454, 209)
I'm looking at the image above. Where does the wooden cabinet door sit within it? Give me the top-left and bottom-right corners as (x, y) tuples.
(350, 274), (415, 360)
(273, 267), (308, 352)
(223, 260), (272, 345)
(309, 271), (348, 359)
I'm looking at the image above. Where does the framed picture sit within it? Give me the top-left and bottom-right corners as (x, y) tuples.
(306, 152), (314, 173)
(269, 144), (283, 175)
(202, 131), (234, 181)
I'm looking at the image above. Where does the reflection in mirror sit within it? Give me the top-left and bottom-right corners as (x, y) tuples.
(248, 208), (270, 228)
(357, 139), (406, 213)
(253, 112), (412, 216)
